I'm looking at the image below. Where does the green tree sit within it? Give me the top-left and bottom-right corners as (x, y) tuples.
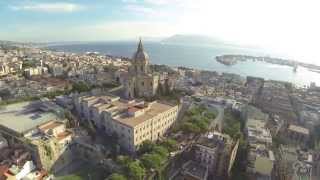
(72, 81), (91, 93)
(152, 146), (168, 159)
(182, 122), (200, 134)
(206, 111), (216, 119)
(223, 110), (241, 138)
(194, 118), (209, 132)
(108, 173), (127, 180)
(160, 139), (178, 152)
(58, 175), (83, 180)
(141, 153), (162, 170)
(22, 60), (37, 68)
(138, 140), (156, 155)
(116, 155), (132, 167)
(64, 110), (74, 128)
(128, 161), (145, 180)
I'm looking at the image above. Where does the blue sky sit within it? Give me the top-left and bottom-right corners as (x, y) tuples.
(0, 0), (181, 42)
(1, 0), (320, 64)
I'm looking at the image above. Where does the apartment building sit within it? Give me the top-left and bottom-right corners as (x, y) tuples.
(285, 124), (310, 145)
(75, 95), (179, 152)
(245, 118), (272, 146)
(194, 132), (239, 179)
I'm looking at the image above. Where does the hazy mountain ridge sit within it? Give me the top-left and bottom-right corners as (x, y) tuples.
(162, 34), (220, 44)
(161, 34), (264, 50)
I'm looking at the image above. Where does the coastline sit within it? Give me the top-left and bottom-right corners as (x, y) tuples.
(216, 54), (320, 71)
(47, 42), (320, 86)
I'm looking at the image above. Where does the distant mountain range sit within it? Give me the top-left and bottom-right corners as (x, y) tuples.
(161, 34), (262, 50)
(0, 40), (43, 47)
(1, 34), (256, 49)
(161, 34), (229, 46)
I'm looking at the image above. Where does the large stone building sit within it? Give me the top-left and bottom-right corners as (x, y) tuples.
(123, 39), (173, 99)
(285, 124), (310, 145)
(0, 100), (74, 173)
(74, 94), (179, 153)
(194, 132), (239, 179)
(255, 81), (297, 123)
(245, 118), (272, 146)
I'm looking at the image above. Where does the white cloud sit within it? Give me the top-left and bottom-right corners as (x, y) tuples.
(123, 4), (170, 18)
(10, 2), (85, 13)
(144, 0), (175, 5)
(122, 0), (138, 3)
(124, 4), (154, 14)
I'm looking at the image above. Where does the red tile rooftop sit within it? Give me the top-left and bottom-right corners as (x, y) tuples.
(38, 121), (63, 132)
(56, 131), (72, 141)
(128, 106), (142, 113)
(0, 165), (9, 178)
(128, 107), (138, 113)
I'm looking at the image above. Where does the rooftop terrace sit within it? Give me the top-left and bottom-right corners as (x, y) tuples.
(116, 101), (174, 127)
(80, 95), (176, 128)
(197, 132), (230, 149)
(0, 101), (63, 135)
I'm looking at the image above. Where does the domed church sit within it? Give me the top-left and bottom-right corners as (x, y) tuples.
(123, 39), (171, 99)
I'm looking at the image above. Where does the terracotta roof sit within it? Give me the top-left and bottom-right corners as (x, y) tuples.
(0, 165), (9, 177)
(56, 131), (72, 141)
(38, 121), (63, 131)
(128, 106), (141, 113)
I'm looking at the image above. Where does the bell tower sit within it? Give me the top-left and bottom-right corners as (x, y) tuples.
(131, 38), (150, 75)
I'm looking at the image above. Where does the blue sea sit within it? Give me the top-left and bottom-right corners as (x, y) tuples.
(48, 41), (320, 87)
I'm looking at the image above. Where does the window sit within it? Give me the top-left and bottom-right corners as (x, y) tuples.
(142, 82), (144, 86)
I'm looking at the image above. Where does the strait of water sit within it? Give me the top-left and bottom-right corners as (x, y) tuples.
(48, 41), (320, 87)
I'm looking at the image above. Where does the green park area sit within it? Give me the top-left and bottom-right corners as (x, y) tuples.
(222, 109), (247, 180)
(107, 139), (178, 180)
(223, 109), (243, 139)
(56, 163), (109, 180)
(174, 104), (216, 135)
